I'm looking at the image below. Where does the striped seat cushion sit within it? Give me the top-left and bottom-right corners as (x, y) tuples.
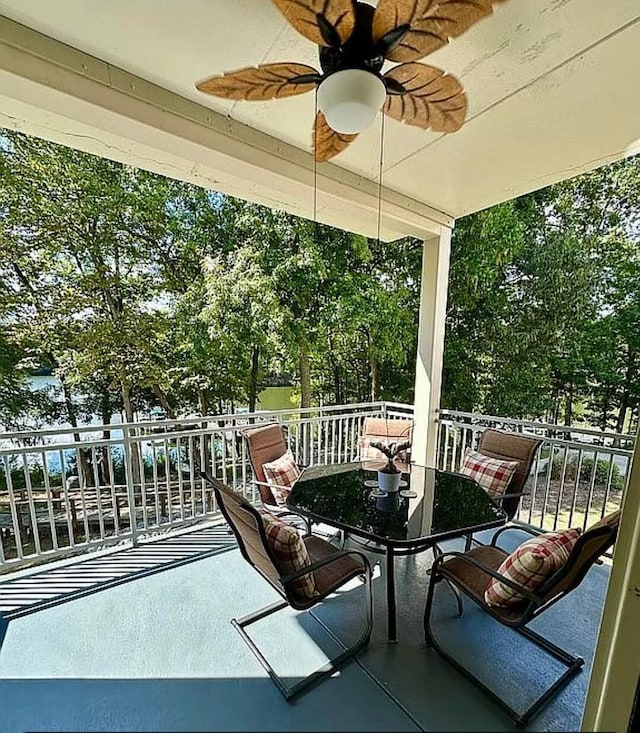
(260, 511), (317, 599)
(484, 528), (581, 607)
(460, 450), (519, 500)
(262, 448), (300, 506)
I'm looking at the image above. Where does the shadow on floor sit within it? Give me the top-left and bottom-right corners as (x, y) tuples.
(0, 524), (236, 624)
(0, 527), (611, 732)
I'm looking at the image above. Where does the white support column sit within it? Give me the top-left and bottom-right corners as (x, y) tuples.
(581, 437), (640, 732)
(411, 227), (452, 468)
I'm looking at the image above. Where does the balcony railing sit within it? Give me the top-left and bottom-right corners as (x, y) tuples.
(0, 402), (634, 573)
(438, 409), (634, 533)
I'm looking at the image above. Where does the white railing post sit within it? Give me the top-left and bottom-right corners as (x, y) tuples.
(122, 425), (138, 546)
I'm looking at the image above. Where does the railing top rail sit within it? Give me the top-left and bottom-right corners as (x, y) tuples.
(0, 436), (124, 457)
(439, 409), (636, 443)
(0, 401), (387, 442)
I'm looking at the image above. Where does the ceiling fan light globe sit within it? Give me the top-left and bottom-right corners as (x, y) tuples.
(317, 69), (386, 135)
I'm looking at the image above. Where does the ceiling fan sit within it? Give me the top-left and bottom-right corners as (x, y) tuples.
(196, 0), (507, 162)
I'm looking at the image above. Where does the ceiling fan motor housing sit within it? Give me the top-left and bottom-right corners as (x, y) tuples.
(319, 2), (385, 77)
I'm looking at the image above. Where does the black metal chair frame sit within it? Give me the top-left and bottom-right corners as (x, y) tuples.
(424, 523), (616, 726)
(201, 471), (374, 701)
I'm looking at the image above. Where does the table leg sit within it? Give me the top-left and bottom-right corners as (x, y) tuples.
(386, 545), (397, 643)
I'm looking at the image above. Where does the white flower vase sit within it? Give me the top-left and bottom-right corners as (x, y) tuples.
(377, 470), (402, 493)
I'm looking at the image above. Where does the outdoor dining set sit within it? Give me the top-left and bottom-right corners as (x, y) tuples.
(202, 418), (619, 727)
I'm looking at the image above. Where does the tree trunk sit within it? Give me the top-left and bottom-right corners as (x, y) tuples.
(100, 388), (112, 486)
(600, 390), (610, 433)
(197, 389), (209, 417)
(370, 354), (380, 402)
(152, 384), (176, 420)
(327, 333), (341, 404)
(298, 336), (311, 409)
(248, 345), (260, 417)
(59, 375), (93, 488)
(563, 384), (573, 427)
(121, 383), (141, 485)
(615, 349), (636, 435)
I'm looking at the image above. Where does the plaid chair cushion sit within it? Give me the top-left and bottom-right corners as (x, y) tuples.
(262, 449), (301, 506)
(260, 511), (317, 599)
(484, 528), (581, 607)
(460, 450), (519, 500)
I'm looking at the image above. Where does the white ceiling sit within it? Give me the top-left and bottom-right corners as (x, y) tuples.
(0, 0), (639, 219)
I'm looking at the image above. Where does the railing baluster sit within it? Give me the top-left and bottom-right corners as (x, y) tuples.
(90, 446), (105, 540)
(567, 448), (584, 529)
(58, 448), (75, 548)
(106, 447), (120, 537)
(221, 430), (228, 485)
(200, 431), (207, 512)
(553, 445), (569, 531)
(176, 437), (185, 521)
(77, 448), (90, 544)
(602, 454), (616, 519)
(443, 424), (450, 471)
(584, 450), (599, 532)
(526, 444), (542, 525)
(163, 437), (172, 524)
(21, 453), (41, 556)
(4, 455), (24, 559)
(41, 450), (58, 551)
(151, 440), (160, 528)
(540, 443), (555, 530)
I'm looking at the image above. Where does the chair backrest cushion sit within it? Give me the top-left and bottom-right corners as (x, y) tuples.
(360, 417), (413, 466)
(460, 450), (519, 500)
(210, 476), (318, 601)
(242, 423), (289, 505)
(476, 429), (542, 518)
(484, 528), (582, 607)
(211, 477), (284, 591)
(362, 417), (413, 443)
(537, 510), (620, 603)
(261, 512), (317, 599)
(262, 449), (301, 505)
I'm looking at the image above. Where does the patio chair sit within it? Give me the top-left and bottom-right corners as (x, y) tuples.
(201, 472), (373, 701)
(475, 429), (542, 522)
(242, 422), (297, 507)
(462, 429), (542, 551)
(241, 421), (313, 534)
(423, 511), (620, 726)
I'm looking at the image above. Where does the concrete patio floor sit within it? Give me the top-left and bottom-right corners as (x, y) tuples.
(0, 523), (610, 732)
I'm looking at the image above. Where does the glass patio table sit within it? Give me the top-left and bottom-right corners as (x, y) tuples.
(287, 462), (506, 642)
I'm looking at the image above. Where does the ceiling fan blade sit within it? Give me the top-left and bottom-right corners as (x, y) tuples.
(196, 62), (320, 100)
(271, 0), (356, 47)
(383, 63), (467, 132)
(313, 111), (358, 162)
(373, 0), (508, 62)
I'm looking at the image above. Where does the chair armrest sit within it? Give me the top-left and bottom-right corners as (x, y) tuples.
(500, 490), (529, 500)
(253, 478), (281, 489)
(272, 511), (312, 536)
(433, 550), (543, 605)
(490, 523), (543, 548)
(281, 549), (372, 584)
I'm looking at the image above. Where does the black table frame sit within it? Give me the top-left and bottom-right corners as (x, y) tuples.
(287, 468), (506, 643)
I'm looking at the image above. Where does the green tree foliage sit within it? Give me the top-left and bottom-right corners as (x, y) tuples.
(443, 157), (640, 431)
(1, 127), (639, 433)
